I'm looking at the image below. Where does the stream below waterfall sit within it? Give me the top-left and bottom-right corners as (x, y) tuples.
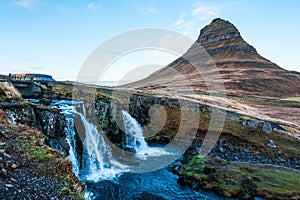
(50, 100), (230, 200)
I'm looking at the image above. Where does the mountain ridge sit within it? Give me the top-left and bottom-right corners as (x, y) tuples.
(126, 18), (300, 98)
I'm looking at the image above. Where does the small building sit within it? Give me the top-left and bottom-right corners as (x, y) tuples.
(8, 73), (56, 98)
(10, 73), (56, 83)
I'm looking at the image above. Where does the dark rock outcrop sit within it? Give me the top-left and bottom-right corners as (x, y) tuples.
(0, 103), (69, 156)
(239, 175), (257, 200)
(197, 18), (243, 45)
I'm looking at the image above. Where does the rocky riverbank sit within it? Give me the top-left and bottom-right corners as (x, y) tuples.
(0, 109), (84, 199)
(174, 155), (300, 200)
(0, 83), (84, 199)
(170, 119), (300, 199)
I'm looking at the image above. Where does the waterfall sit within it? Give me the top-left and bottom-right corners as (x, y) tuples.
(65, 117), (80, 176)
(52, 101), (171, 183)
(121, 111), (149, 152)
(51, 100), (80, 176)
(122, 110), (170, 160)
(75, 106), (127, 182)
(50, 101), (220, 200)
(52, 100), (127, 182)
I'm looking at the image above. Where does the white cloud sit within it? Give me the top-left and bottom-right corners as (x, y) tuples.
(169, 2), (220, 38)
(169, 13), (197, 38)
(87, 2), (101, 10)
(192, 3), (219, 20)
(13, 0), (39, 9)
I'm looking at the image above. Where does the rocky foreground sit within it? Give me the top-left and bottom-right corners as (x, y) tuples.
(0, 83), (84, 199)
(170, 131), (300, 199)
(0, 108), (84, 200)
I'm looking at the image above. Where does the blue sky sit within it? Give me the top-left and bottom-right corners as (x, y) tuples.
(0, 0), (299, 81)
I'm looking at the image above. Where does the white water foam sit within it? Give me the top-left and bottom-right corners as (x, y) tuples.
(121, 110), (170, 160)
(53, 101), (127, 182)
(54, 101), (171, 183)
(76, 106), (128, 182)
(51, 101), (80, 176)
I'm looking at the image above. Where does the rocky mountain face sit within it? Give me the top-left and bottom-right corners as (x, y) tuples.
(127, 18), (300, 98)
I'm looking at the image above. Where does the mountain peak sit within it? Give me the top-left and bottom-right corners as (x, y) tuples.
(126, 18), (300, 98)
(190, 18), (258, 58)
(196, 18), (243, 46)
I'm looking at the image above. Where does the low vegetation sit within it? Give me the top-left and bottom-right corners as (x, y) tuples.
(0, 82), (22, 101)
(221, 117), (300, 159)
(0, 109), (84, 199)
(146, 103), (300, 159)
(17, 127), (84, 199)
(144, 102), (300, 199)
(50, 82), (116, 101)
(179, 156), (300, 199)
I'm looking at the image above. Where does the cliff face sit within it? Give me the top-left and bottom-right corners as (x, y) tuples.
(127, 18), (300, 98)
(194, 18), (266, 64)
(92, 93), (281, 149)
(197, 18), (242, 45)
(0, 102), (69, 156)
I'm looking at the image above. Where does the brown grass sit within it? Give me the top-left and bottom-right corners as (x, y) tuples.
(0, 82), (22, 100)
(0, 108), (84, 199)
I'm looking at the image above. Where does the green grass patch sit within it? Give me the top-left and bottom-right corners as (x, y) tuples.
(33, 149), (50, 160)
(16, 133), (84, 199)
(0, 96), (12, 102)
(179, 156), (300, 199)
(254, 169), (300, 199)
(0, 88), (6, 96)
(60, 186), (70, 195)
(38, 106), (54, 113)
(179, 156), (207, 178)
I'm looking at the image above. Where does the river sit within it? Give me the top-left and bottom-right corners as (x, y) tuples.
(50, 100), (230, 200)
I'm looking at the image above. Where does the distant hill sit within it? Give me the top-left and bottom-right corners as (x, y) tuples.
(126, 18), (300, 98)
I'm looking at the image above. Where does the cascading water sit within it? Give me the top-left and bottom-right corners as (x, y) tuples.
(76, 108), (127, 182)
(51, 100), (80, 176)
(48, 100), (224, 200)
(65, 114), (80, 175)
(121, 110), (170, 160)
(52, 100), (127, 182)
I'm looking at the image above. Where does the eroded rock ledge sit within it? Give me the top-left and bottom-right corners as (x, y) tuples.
(0, 102), (69, 156)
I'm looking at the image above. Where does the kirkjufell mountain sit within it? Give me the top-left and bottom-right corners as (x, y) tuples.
(127, 18), (300, 98)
